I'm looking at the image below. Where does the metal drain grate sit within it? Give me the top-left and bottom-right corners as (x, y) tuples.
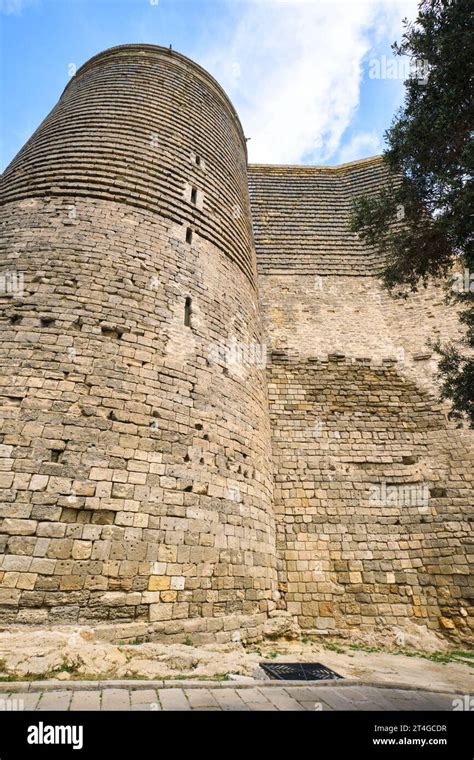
(260, 662), (342, 681)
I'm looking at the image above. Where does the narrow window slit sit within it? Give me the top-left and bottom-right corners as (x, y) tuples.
(184, 296), (192, 327)
(190, 187), (197, 205)
(186, 227), (193, 244)
(50, 449), (62, 463)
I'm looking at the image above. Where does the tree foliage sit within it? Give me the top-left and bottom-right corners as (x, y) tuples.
(351, 0), (473, 424)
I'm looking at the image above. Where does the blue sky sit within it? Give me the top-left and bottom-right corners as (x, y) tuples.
(0, 0), (419, 170)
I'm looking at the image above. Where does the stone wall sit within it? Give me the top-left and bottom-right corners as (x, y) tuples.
(0, 46), (277, 640)
(258, 272), (473, 640)
(249, 160), (389, 276)
(258, 273), (464, 395)
(268, 356), (472, 639)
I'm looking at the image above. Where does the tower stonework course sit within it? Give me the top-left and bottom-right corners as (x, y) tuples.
(0, 45), (278, 640)
(1, 45), (472, 644)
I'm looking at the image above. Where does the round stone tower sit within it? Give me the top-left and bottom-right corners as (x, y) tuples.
(0, 44), (277, 641)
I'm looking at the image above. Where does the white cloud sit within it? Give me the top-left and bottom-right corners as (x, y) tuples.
(336, 130), (383, 163)
(199, 0), (418, 164)
(0, 0), (36, 14)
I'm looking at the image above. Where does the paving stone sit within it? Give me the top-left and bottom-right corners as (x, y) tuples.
(212, 688), (250, 711)
(389, 690), (454, 711)
(238, 688), (274, 710)
(284, 686), (337, 703)
(417, 694), (457, 711)
(70, 691), (101, 711)
(184, 688), (220, 709)
(158, 689), (191, 711)
(0, 693), (33, 711)
(36, 690), (73, 711)
(299, 700), (335, 711)
(344, 686), (393, 711)
(101, 689), (130, 711)
(1, 684), (464, 714)
(130, 689), (160, 711)
(302, 687), (359, 711)
(263, 688), (305, 711)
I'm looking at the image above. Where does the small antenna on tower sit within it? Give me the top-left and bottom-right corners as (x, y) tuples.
(169, 44), (173, 51)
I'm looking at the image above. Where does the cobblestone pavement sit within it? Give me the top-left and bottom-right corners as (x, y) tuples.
(0, 681), (462, 711)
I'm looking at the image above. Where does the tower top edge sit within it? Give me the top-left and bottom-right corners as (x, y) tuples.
(248, 155), (384, 173)
(61, 43), (248, 155)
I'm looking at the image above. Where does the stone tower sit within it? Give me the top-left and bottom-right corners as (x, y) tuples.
(0, 45), (278, 640)
(1, 44), (472, 645)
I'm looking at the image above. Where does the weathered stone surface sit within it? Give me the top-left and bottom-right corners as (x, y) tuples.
(263, 611), (300, 640)
(0, 44), (278, 638)
(0, 626), (472, 693)
(0, 44), (472, 644)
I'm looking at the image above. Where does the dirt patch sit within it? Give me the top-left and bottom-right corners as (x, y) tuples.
(0, 626), (471, 692)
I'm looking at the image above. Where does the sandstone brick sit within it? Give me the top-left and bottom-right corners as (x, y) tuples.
(16, 573), (37, 590)
(148, 576), (170, 591)
(149, 603), (173, 622)
(1, 519), (37, 535)
(72, 541), (92, 560)
(0, 589), (21, 605)
(2, 556), (32, 572)
(29, 475), (49, 491)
